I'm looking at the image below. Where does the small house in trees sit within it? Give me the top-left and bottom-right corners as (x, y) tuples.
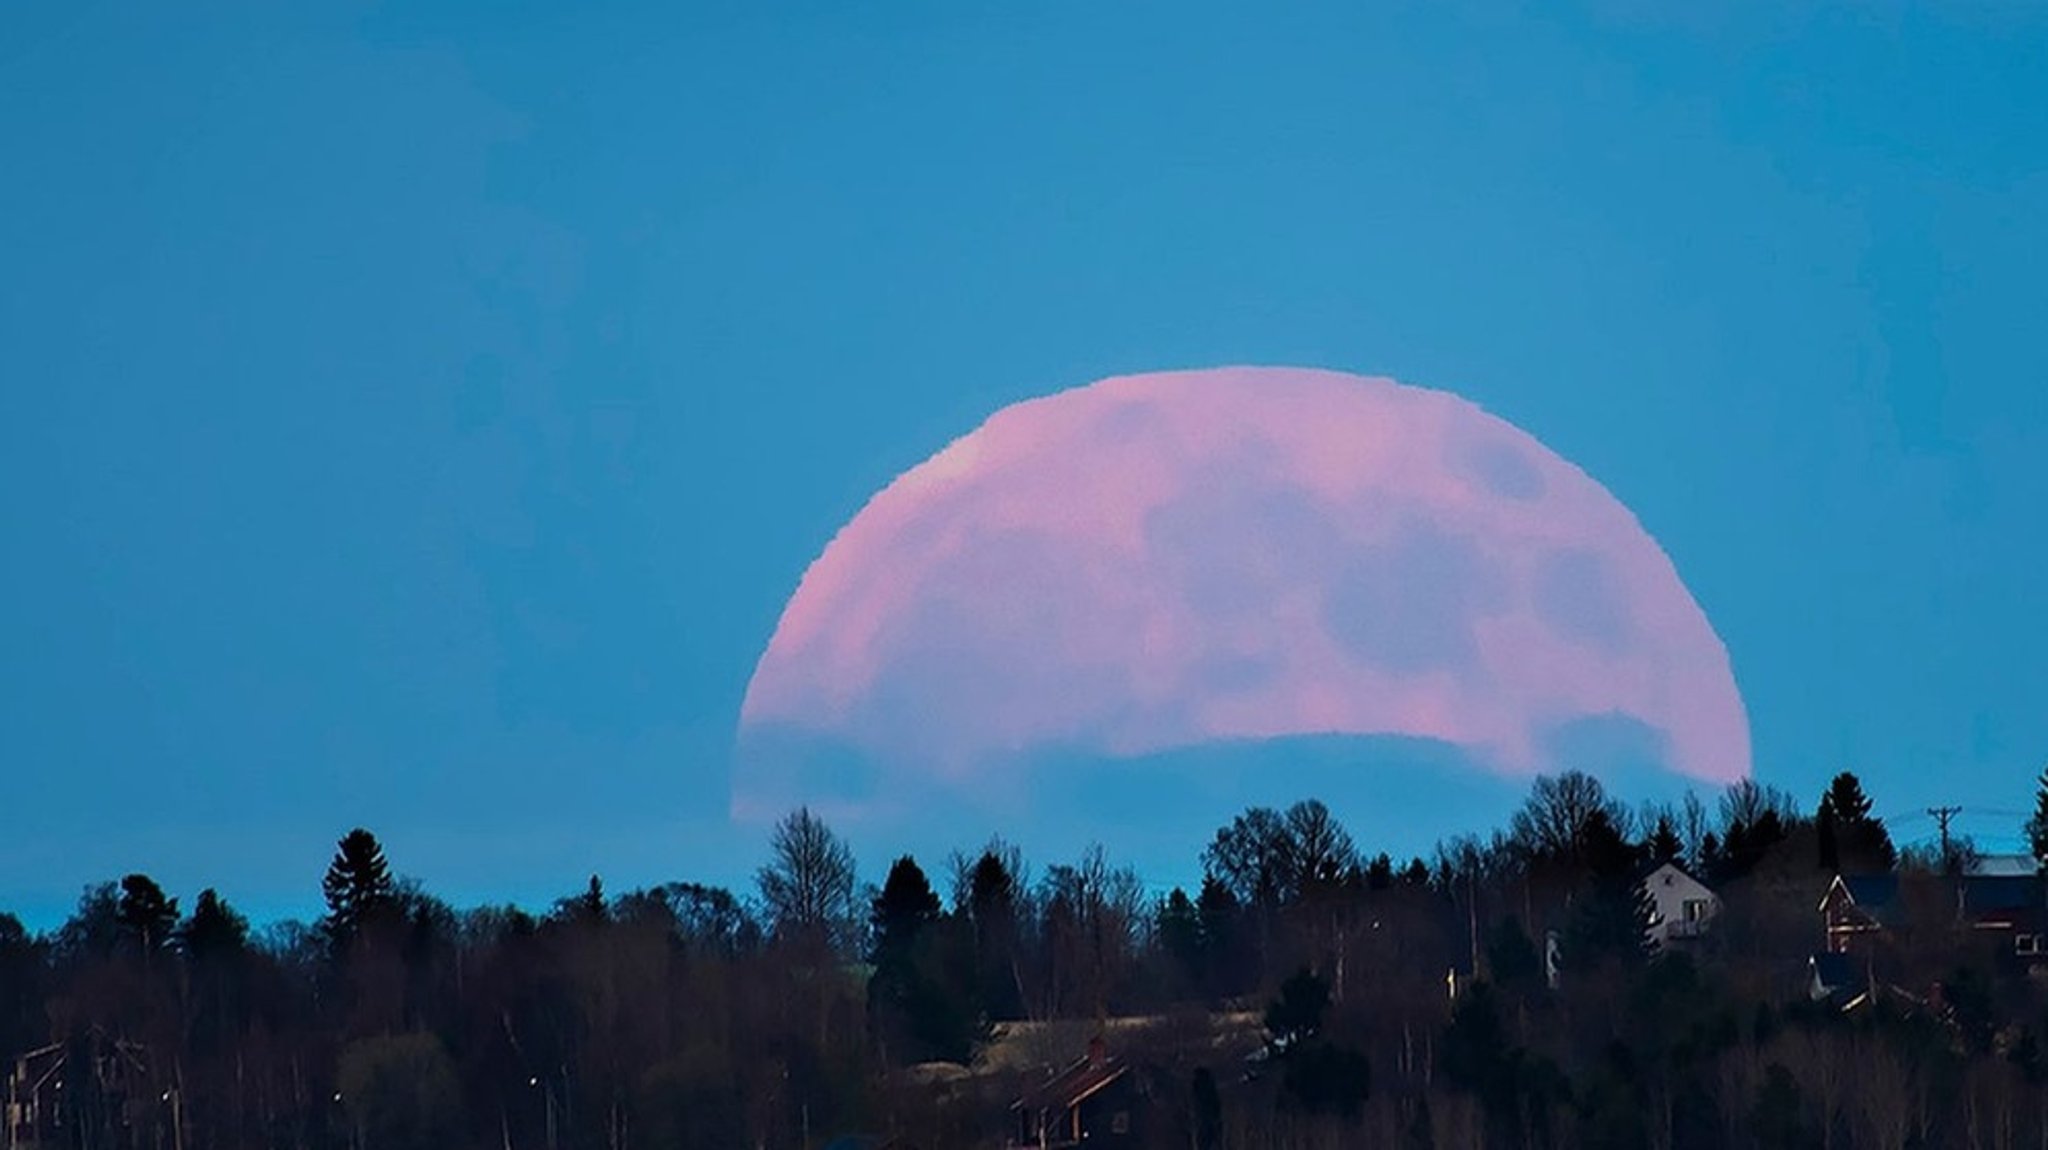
(4, 1044), (63, 1150)
(1639, 861), (1720, 948)
(1008, 1037), (1137, 1150)
(5, 1034), (153, 1150)
(1820, 872), (2048, 963)
(1966, 853), (2042, 878)
(1820, 874), (1902, 953)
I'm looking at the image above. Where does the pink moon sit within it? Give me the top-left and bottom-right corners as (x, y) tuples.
(737, 366), (1749, 820)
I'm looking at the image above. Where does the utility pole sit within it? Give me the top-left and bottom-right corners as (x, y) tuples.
(1929, 806), (1963, 872)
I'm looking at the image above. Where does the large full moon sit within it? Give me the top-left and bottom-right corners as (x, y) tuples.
(737, 367), (1748, 822)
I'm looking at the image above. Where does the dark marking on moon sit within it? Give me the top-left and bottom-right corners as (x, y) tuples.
(1323, 519), (1508, 675)
(1534, 548), (1634, 651)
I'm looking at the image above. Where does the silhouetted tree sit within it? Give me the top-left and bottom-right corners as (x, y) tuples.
(1205, 806), (1294, 910)
(554, 874), (607, 926)
(870, 856), (942, 965)
(963, 843), (1025, 1019)
(1285, 798), (1360, 893)
(179, 888), (248, 961)
(1512, 770), (1626, 865)
(1156, 886), (1204, 994)
(1366, 852), (1395, 890)
(1646, 816), (1684, 865)
(115, 873), (178, 956)
(757, 807), (859, 959)
(322, 827), (396, 950)
(1034, 846), (1145, 1019)
(55, 882), (122, 961)
(1819, 771), (1896, 872)
(0, 913), (44, 1063)
(1196, 875), (1251, 998)
(2028, 767), (2048, 867)
(867, 856), (980, 1063)
(1265, 967), (1329, 1052)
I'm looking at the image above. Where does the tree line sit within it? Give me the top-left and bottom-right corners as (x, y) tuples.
(6, 767), (2048, 1149)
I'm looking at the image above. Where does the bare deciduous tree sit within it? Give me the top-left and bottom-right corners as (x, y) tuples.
(756, 807), (859, 960)
(1510, 771), (1625, 861)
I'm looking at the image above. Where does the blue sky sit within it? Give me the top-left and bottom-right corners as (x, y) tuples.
(4, 2), (2046, 925)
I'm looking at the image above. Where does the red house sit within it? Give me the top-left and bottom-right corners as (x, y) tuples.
(1008, 1037), (1137, 1150)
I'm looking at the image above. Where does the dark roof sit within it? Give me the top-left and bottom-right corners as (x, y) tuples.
(1841, 874), (1901, 909)
(1012, 1055), (1128, 1115)
(1809, 952), (1858, 992)
(1960, 875), (2042, 917)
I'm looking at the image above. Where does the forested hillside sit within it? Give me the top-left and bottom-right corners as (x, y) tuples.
(6, 769), (2048, 1149)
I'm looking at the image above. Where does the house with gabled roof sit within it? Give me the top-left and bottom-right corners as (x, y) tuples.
(5, 1032), (154, 1150)
(1820, 874), (1903, 954)
(1819, 871), (2048, 963)
(1008, 1036), (1137, 1150)
(1639, 861), (1720, 950)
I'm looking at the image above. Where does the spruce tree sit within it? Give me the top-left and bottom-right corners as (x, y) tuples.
(321, 827), (395, 951)
(179, 888), (249, 961)
(1822, 771), (1896, 871)
(1647, 816), (1684, 865)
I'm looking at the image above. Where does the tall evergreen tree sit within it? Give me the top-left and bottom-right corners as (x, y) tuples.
(1156, 887), (1204, 993)
(179, 888), (249, 960)
(1646, 816), (1684, 866)
(1824, 771), (1876, 824)
(322, 827), (396, 950)
(869, 856), (941, 966)
(964, 845), (1025, 1019)
(1819, 771), (1896, 872)
(867, 856), (980, 1063)
(1196, 875), (1250, 997)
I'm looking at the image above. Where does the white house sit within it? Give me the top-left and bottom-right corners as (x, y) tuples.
(1639, 861), (1720, 949)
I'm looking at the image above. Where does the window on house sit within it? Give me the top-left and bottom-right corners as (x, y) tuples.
(1683, 899), (1710, 922)
(2017, 934), (2040, 956)
(1112, 1111), (1130, 1134)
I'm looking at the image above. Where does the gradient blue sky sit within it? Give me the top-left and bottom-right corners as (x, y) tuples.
(5, 2), (2046, 925)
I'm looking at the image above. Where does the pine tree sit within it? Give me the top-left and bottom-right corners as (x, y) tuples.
(869, 855), (941, 967)
(1822, 771), (1895, 872)
(1825, 771), (1876, 823)
(867, 856), (981, 1064)
(1647, 816), (1684, 865)
(1156, 887), (1204, 992)
(179, 888), (249, 961)
(115, 874), (178, 956)
(321, 827), (395, 951)
(554, 875), (607, 926)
